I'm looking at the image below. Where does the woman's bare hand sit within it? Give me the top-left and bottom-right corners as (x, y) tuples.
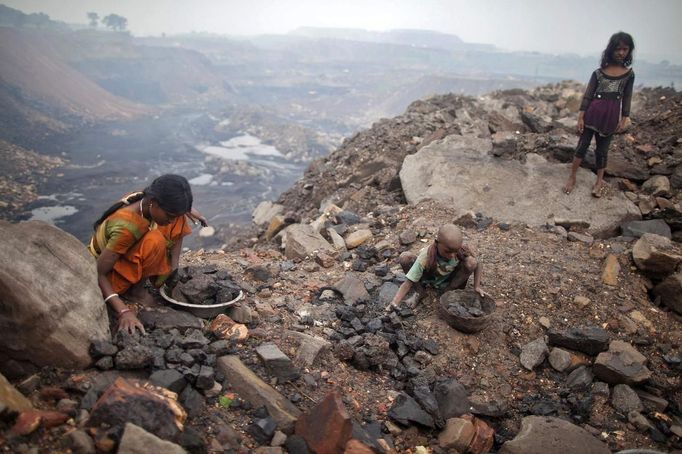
(118, 312), (146, 335)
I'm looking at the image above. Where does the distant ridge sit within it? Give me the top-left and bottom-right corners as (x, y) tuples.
(290, 26), (494, 51)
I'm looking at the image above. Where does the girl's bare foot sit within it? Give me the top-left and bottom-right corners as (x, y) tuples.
(591, 183), (606, 198)
(563, 176), (576, 194)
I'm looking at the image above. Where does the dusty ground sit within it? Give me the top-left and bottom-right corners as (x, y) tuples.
(175, 200), (681, 452)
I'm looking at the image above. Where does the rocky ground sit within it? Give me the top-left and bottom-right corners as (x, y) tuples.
(0, 139), (63, 220)
(1, 82), (681, 453)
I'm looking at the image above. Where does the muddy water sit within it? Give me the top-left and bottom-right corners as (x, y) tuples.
(28, 111), (306, 248)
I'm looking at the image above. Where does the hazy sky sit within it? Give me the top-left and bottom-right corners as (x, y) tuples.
(5, 0), (682, 63)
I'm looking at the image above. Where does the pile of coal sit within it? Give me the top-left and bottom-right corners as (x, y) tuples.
(170, 265), (241, 306)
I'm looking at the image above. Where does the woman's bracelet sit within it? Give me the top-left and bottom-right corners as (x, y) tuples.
(118, 308), (132, 317)
(103, 293), (119, 303)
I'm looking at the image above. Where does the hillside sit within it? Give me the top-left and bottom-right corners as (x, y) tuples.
(1, 81), (681, 453)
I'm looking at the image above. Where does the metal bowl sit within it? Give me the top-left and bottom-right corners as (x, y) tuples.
(159, 285), (244, 319)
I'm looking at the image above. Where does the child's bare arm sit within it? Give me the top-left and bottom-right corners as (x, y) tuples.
(473, 261), (486, 297)
(388, 280), (413, 309)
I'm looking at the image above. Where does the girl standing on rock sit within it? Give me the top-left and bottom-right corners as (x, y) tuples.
(563, 32), (635, 197)
(88, 174), (207, 334)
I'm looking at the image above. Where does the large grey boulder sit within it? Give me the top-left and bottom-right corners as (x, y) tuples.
(399, 135), (640, 237)
(0, 221), (110, 377)
(499, 416), (610, 454)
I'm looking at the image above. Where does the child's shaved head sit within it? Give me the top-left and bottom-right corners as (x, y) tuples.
(437, 224), (463, 249)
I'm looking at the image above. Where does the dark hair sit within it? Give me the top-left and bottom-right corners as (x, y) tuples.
(601, 32), (635, 68)
(93, 174), (193, 229)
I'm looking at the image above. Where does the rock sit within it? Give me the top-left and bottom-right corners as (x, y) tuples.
(601, 254), (620, 286)
(327, 228), (347, 250)
(627, 411), (653, 432)
(195, 366), (215, 390)
(632, 233), (682, 277)
(573, 296), (591, 309)
(553, 218), (590, 231)
(285, 331), (331, 367)
(335, 210), (361, 225)
(245, 264), (274, 282)
(593, 340), (652, 385)
(248, 417), (278, 444)
(285, 224), (334, 260)
(387, 393), (435, 428)
(66, 429), (96, 454)
(11, 410), (42, 435)
(567, 231), (593, 244)
(263, 430), (284, 448)
(88, 378), (186, 441)
(177, 329), (210, 349)
(641, 175), (671, 197)
(565, 365), (593, 390)
(611, 384), (643, 413)
(149, 369), (187, 394)
(137, 307), (203, 332)
(653, 271), (682, 314)
(90, 341), (118, 359)
(266, 215), (288, 241)
(548, 348), (586, 373)
(254, 448), (284, 454)
(226, 304), (252, 324)
(538, 317), (551, 328)
(343, 440), (374, 454)
(253, 201), (284, 227)
(117, 422), (186, 454)
(547, 326), (609, 356)
(315, 252), (336, 268)
(499, 416), (610, 454)
(285, 434), (313, 454)
(345, 229), (373, 249)
(206, 314), (249, 341)
(520, 338), (549, 370)
(628, 310), (654, 331)
(434, 378), (471, 420)
(334, 275), (370, 304)
(216, 355), (301, 431)
(256, 343), (301, 382)
(438, 417), (475, 451)
(115, 345), (153, 370)
(378, 282), (400, 307)
(399, 231), (417, 245)
(605, 150), (649, 181)
(399, 137), (640, 237)
(412, 385), (440, 424)
(0, 221), (110, 376)
(635, 390), (668, 412)
(295, 393), (352, 454)
(461, 414), (495, 454)
(621, 219), (672, 239)
(0, 371), (32, 413)
(179, 386), (205, 418)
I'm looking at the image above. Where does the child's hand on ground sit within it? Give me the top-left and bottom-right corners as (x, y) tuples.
(118, 312), (146, 335)
(474, 286), (487, 298)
